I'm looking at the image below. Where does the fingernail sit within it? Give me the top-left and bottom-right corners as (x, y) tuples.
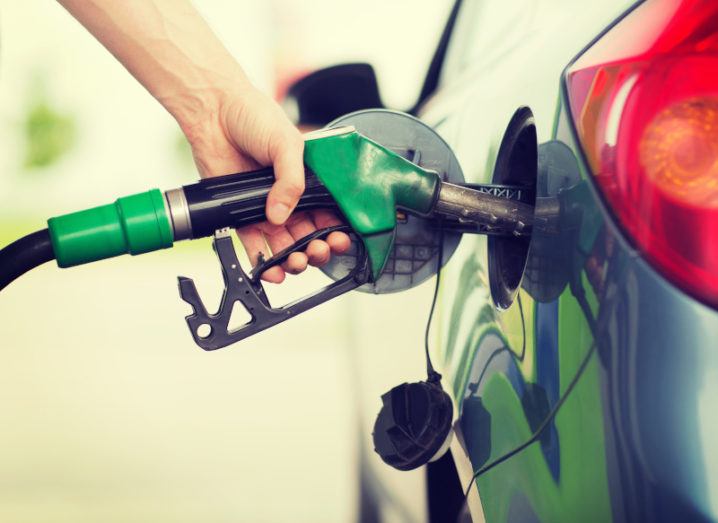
(269, 203), (290, 224)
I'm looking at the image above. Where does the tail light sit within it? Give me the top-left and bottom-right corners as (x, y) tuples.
(565, 0), (718, 307)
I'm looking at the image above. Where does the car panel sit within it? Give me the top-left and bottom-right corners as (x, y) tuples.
(442, 48), (718, 521)
(470, 349), (612, 522)
(420, 0), (718, 520)
(349, 0), (717, 520)
(421, 0), (631, 425)
(471, 115), (718, 520)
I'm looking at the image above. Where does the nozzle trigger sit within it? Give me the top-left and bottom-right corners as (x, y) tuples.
(178, 226), (370, 350)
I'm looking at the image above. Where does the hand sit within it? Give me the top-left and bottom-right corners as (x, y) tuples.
(56, 0), (350, 281)
(183, 86), (351, 283)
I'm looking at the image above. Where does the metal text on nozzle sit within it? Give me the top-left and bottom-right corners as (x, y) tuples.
(433, 182), (534, 237)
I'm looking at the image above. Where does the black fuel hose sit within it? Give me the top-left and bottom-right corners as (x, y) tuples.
(0, 229), (55, 291)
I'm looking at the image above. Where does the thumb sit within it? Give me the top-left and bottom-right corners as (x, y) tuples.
(266, 132), (305, 225)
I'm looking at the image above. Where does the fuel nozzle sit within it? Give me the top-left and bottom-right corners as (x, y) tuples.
(45, 126), (537, 274)
(9, 111), (544, 350)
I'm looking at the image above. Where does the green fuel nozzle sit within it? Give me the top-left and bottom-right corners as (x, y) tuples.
(2, 114), (538, 348)
(46, 126), (533, 280)
(47, 127), (439, 279)
(46, 128), (429, 278)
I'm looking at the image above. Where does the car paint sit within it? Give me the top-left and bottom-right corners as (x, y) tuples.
(350, 0), (627, 519)
(411, 0), (718, 521)
(439, 98), (718, 522)
(346, 0), (718, 520)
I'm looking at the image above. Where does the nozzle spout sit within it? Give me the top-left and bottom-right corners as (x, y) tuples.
(433, 182), (534, 237)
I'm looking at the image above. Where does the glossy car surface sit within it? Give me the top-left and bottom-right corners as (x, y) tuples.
(289, 0), (718, 521)
(412, 0), (718, 521)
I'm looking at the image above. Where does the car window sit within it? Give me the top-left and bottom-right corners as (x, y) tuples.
(440, 0), (539, 85)
(438, 0), (635, 88)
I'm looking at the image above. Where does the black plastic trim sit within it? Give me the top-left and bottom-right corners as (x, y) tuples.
(488, 107), (538, 309)
(410, 0), (465, 114)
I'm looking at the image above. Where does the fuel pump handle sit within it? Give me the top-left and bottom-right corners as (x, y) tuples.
(46, 127), (441, 281)
(32, 123), (533, 350)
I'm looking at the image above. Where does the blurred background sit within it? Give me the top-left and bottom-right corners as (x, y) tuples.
(0, 1), (452, 521)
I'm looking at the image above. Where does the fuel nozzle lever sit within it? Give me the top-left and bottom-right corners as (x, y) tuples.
(179, 225), (370, 350)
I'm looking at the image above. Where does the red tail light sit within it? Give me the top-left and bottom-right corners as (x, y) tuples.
(566, 0), (718, 307)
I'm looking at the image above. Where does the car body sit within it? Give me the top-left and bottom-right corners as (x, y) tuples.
(287, 0), (718, 521)
(427, 0), (718, 520)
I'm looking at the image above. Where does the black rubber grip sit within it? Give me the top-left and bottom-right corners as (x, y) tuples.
(182, 167), (338, 239)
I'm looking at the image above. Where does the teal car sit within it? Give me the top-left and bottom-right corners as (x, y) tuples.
(287, 0), (718, 520)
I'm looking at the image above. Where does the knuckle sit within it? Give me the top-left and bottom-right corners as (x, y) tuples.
(258, 222), (283, 236)
(308, 240), (330, 265)
(262, 267), (285, 283)
(284, 212), (307, 227)
(272, 128), (303, 156)
(281, 180), (305, 200)
(282, 254), (307, 274)
(291, 132), (305, 152)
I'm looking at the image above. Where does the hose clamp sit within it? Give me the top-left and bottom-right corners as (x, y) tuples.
(164, 188), (193, 241)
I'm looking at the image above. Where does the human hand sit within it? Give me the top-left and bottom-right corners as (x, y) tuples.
(58, 0), (349, 282)
(182, 86), (351, 283)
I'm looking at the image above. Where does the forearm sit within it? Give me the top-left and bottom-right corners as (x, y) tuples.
(57, 0), (250, 133)
(59, 0), (312, 242)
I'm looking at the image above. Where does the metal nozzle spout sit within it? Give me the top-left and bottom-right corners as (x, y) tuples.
(433, 182), (534, 237)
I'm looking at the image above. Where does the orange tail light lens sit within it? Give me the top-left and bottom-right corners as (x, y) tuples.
(566, 0), (718, 307)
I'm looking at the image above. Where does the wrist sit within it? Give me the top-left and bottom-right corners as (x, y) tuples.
(162, 68), (252, 141)
(173, 81), (261, 178)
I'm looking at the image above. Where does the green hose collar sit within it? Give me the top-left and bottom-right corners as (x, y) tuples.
(48, 189), (173, 268)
